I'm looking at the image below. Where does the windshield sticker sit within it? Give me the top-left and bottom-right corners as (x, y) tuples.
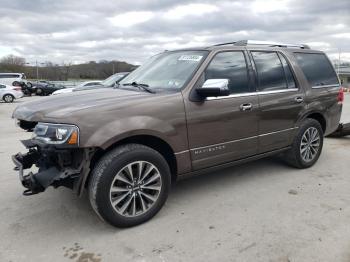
(178, 55), (203, 62)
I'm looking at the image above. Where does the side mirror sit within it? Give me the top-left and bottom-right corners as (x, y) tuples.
(196, 79), (230, 98)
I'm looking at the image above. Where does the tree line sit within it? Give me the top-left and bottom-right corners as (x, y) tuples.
(0, 54), (137, 80)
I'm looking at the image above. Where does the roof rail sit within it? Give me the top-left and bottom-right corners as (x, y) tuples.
(213, 40), (310, 49)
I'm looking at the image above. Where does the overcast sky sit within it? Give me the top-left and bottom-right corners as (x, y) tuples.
(0, 0), (349, 65)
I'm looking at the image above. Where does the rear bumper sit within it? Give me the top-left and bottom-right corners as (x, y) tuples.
(13, 91), (24, 99)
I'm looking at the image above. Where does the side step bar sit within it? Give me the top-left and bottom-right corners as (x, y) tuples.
(328, 123), (350, 137)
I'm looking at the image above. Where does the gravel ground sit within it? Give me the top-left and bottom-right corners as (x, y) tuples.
(0, 94), (349, 262)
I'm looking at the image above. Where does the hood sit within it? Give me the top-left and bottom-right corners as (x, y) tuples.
(13, 88), (148, 121)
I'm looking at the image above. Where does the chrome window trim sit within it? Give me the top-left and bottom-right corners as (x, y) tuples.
(312, 84), (340, 89)
(206, 88), (298, 100)
(258, 88), (298, 95)
(206, 92), (257, 100)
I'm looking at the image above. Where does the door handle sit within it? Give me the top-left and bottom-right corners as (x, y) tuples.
(240, 103), (252, 111)
(295, 97), (304, 103)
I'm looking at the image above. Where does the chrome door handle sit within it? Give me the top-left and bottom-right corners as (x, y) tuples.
(295, 97), (304, 103)
(240, 103), (252, 111)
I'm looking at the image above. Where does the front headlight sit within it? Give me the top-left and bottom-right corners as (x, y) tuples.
(33, 122), (79, 145)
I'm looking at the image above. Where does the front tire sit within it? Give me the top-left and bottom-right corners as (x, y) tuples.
(89, 144), (171, 228)
(283, 119), (323, 168)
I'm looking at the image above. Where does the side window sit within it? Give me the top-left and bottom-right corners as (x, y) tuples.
(0, 84), (5, 88)
(205, 51), (249, 94)
(294, 53), (339, 87)
(251, 52), (288, 91)
(278, 54), (296, 89)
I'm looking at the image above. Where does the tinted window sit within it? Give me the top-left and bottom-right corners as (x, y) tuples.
(294, 53), (339, 87)
(278, 53), (296, 89)
(252, 52), (287, 91)
(0, 84), (5, 88)
(0, 74), (11, 78)
(205, 51), (249, 94)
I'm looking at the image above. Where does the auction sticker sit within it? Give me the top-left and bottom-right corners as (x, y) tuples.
(178, 55), (203, 62)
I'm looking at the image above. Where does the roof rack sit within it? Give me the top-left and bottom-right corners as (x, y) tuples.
(213, 40), (310, 49)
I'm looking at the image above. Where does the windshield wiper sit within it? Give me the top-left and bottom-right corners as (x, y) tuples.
(122, 82), (155, 94)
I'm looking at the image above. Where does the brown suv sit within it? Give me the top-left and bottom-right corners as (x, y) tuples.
(12, 40), (343, 227)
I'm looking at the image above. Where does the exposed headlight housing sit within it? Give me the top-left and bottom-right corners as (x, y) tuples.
(33, 122), (79, 145)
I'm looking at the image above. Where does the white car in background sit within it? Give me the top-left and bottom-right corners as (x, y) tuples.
(52, 80), (102, 95)
(0, 73), (32, 87)
(0, 84), (23, 103)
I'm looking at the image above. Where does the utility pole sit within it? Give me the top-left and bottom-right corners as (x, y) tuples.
(36, 60), (39, 80)
(338, 48), (341, 75)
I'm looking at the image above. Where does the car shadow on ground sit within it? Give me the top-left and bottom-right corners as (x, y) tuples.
(19, 156), (290, 232)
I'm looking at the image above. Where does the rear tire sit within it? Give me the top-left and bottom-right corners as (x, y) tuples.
(3, 94), (14, 103)
(89, 144), (171, 228)
(283, 119), (323, 168)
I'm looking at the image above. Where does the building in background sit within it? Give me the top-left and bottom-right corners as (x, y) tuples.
(338, 65), (350, 87)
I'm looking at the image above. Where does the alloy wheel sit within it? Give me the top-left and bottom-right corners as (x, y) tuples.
(4, 95), (13, 102)
(109, 161), (162, 217)
(300, 127), (320, 162)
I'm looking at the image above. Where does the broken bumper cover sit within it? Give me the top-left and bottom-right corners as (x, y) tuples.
(12, 151), (61, 195)
(12, 140), (93, 196)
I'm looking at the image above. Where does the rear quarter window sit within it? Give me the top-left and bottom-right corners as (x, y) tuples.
(294, 53), (339, 87)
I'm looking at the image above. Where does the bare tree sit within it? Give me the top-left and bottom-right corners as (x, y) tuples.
(0, 54), (26, 66)
(0, 54), (26, 73)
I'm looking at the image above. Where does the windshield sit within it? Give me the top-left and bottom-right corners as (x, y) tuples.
(119, 50), (208, 90)
(101, 73), (126, 86)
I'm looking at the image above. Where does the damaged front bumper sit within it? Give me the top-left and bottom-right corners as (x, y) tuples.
(12, 139), (94, 196)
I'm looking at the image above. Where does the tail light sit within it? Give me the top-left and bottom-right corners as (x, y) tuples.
(337, 87), (344, 104)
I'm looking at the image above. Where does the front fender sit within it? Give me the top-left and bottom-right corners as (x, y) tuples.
(83, 116), (184, 151)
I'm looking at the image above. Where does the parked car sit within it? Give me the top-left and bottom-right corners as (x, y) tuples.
(0, 84), (23, 102)
(35, 83), (66, 96)
(12, 40), (343, 228)
(13, 81), (37, 96)
(52, 73), (129, 95)
(73, 72), (129, 92)
(0, 73), (32, 87)
(52, 80), (102, 95)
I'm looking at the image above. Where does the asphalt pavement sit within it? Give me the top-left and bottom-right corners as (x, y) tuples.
(0, 94), (349, 262)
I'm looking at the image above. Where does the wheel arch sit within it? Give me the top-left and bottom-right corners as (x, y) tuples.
(89, 134), (178, 185)
(303, 112), (327, 133)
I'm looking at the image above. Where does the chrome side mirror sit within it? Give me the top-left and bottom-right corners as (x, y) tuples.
(196, 79), (230, 97)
